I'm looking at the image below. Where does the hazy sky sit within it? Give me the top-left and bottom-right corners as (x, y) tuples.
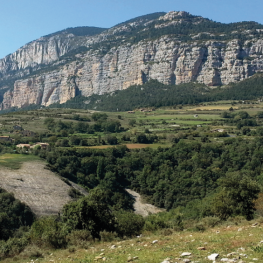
(0, 0), (262, 58)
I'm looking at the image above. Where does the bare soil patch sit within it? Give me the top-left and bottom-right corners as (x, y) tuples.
(0, 161), (83, 216)
(126, 189), (163, 217)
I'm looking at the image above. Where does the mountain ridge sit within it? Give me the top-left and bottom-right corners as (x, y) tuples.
(1, 11), (263, 111)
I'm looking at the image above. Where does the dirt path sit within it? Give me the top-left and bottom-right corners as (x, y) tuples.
(0, 161), (86, 216)
(126, 189), (163, 217)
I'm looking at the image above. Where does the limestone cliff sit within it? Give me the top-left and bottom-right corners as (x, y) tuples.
(1, 11), (263, 110)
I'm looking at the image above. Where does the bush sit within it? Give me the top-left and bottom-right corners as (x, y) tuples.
(68, 188), (84, 199)
(160, 228), (173, 236)
(114, 210), (145, 237)
(100, 231), (118, 242)
(0, 235), (29, 259)
(62, 190), (116, 240)
(30, 217), (68, 248)
(144, 215), (167, 231)
(193, 222), (206, 232)
(67, 230), (93, 248)
(201, 216), (221, 228)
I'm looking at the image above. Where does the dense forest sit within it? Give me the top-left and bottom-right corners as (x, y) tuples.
(41, 137), (261, 215)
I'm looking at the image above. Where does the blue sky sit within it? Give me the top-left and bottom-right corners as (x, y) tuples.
(0, 0), (262, 59)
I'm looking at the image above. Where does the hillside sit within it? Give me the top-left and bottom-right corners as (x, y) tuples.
(0, 158), (87, 216)
(0, 101), (263, 261)
(1, 11), (263, 111)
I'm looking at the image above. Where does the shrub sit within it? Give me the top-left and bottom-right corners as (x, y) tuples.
(67, 230), (93, 248)
(160, 228), (173, 236)
(0, 235), (29, 259)
(100, 231), (118, 242)
(144, 215), (166, 231)
(30, 217), (68, 248)
(193, 222), (206, 232)
(114, 210), (145, 237)
(201, 216), (221, 228)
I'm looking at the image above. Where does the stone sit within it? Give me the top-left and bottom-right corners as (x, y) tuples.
(208, 254), (219, 261)
(152, 240), (158, 244)
(181, 252), (192, 256)
(197, 247), (206, 250)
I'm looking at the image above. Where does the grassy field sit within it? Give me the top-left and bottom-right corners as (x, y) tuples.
(5, 219), (263, 263)
(0, 153), (40, 169)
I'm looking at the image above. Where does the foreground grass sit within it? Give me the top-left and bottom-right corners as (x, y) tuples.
(5, 219), (263, 263)
(0, 153), (40, 169)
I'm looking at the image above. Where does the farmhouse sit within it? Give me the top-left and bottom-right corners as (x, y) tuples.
(16, 144), (30, 149)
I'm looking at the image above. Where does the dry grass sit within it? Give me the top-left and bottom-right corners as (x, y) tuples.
(7, 219), (263, 263)
(189, 105), (239, 111)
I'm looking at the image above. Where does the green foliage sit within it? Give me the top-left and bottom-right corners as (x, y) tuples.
(114, 210), (145, 237)
(212, 173), (260, 220)
(51, 80), (209, 111)
(91, 113), (108, 121)
(0, 235), (29, 259)
(0, 188), (35, 241)
(62, 189), (116, 239)
(68, 188), (84, 200)
(66, 229), (93, 247)
(44, 137), (263, 217)
(30, 216), (68, 248)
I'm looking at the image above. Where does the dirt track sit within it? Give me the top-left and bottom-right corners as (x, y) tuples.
(0, 161), (75, 216)
(126, 189), (163, 217)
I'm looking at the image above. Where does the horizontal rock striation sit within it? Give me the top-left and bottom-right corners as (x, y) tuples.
(1, 11), (263, 110)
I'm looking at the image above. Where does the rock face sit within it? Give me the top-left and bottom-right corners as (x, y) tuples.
(1, 11), (263, 110)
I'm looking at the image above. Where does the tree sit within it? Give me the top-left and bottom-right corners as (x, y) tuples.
(212, 172), (260, 220)
(0, 189), (35, 240)
(62, 189), (116, 239)
(114, 210), (145, 237)
(128, 119), (136, 127)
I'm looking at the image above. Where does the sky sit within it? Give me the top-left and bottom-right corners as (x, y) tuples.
(0, 0), (262, 59)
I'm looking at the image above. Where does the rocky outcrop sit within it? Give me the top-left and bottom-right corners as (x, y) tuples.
(1, 11), (263, 110)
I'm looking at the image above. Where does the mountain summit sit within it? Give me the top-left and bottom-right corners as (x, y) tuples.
(1, 11), (263, 110)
